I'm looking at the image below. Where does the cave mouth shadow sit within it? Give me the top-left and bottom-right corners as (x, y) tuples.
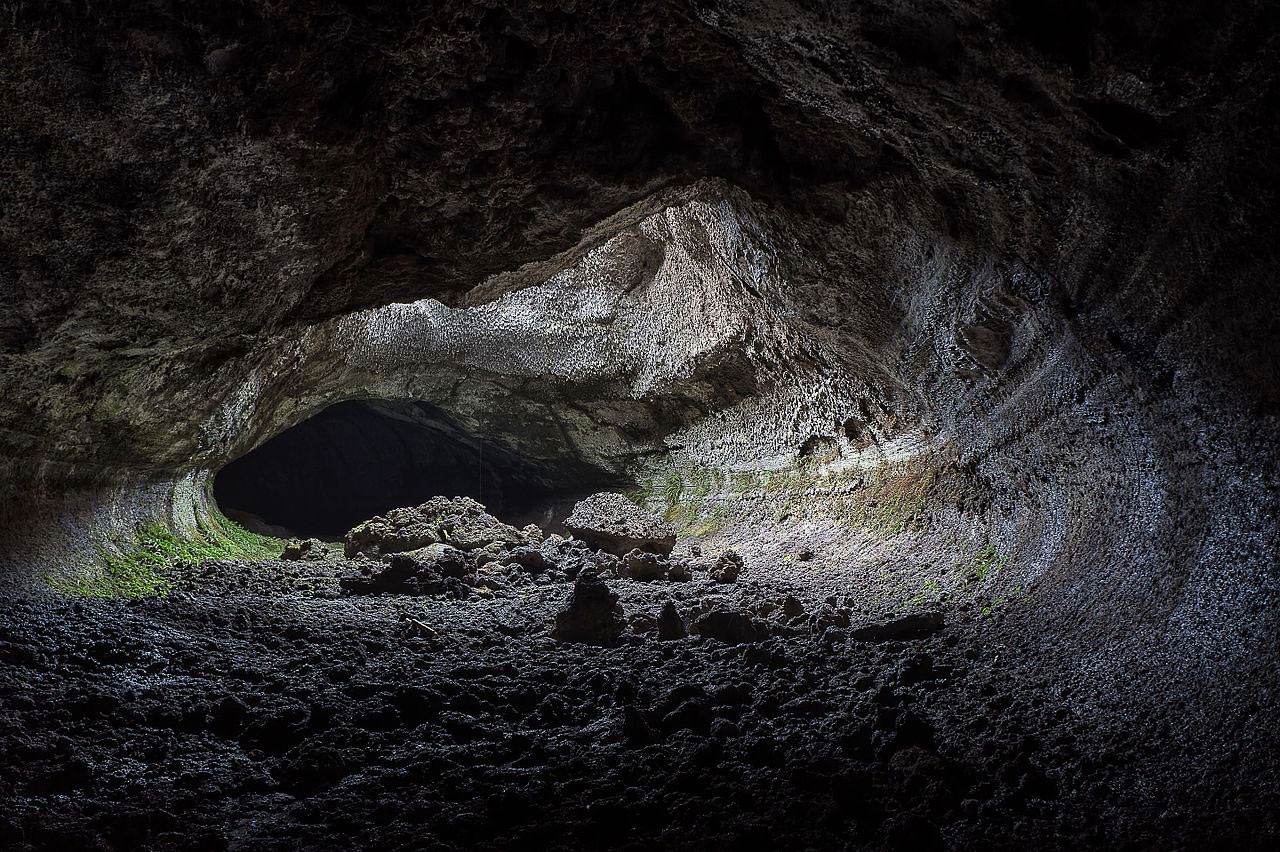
(213, 399), (623, 540)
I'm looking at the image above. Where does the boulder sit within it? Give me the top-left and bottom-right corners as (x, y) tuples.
(280, 538), (329, 561)
(709, 550), (744, 583)
(620, 549), (669, 581)
(344, 496), (522, 558)
(693, 609), (770, 644)
(339, 544), (469, 596)
(666, 559), (693, 582)
(563, 492), (676, 556)
(552, 572), (625, 645)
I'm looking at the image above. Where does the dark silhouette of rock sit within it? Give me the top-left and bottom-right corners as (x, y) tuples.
(851, 612), (945, 642)
(693, 609), (769, 644)
(657, 601), (687, 640)
(552, 572), (624, 645)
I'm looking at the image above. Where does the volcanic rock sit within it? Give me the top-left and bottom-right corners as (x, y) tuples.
(344, 497), (522, 558)
(340, 545), (468, 596)
(280, 538), (328, 561)
(851, 611), (945, 643)
(656, 601), (687, 641)
(709, 550), (744, 583)
(693, 609), (769, 644)
(563, 492), (676, 556)
(552, 572), (625, 645)
(620, 549), (669, 581)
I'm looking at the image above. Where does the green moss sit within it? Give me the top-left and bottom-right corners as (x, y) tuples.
(909, 577), (944, 606)
(664, 503), (725, 538)
(661, 470), (685, 507)
(44, 511), (286, 599)
(960, 543), (1008, 583)
(980, 584), (1029, 618)
(622, 482), (654, 508)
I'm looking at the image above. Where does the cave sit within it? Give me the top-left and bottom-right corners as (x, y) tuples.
(212, 399), (618, 538)
(1, 2), (1278, 851)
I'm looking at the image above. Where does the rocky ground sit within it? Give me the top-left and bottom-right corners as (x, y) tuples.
(2, 497), (1276, 852)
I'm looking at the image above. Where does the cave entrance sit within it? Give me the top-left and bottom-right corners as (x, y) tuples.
(212, 399), (619, 540)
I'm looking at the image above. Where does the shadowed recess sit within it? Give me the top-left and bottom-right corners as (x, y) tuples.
(213, 399), (621, 539)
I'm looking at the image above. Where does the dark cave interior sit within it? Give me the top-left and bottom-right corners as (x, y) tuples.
(213, 399), (620, 538)
(1, 1), (1278, 850)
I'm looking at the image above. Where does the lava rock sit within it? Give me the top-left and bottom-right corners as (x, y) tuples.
(620, 548), (669, 581)
(657, 601), (687, 640)
(563, 492), (676, 556)
(693, 609), (769, 644)
(850, 611), (945, 642)
(506, 546), (552, 573)
(709, 550), (744, 583)
(552, 572), (625, 645)
(344, 496), (522, 558)
(666, 558), (693, 582)
(339, 545), (468, 596)
(281, 538), (329, 561)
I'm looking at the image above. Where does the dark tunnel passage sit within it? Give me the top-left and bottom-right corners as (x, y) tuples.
(213, 399), (621, 539)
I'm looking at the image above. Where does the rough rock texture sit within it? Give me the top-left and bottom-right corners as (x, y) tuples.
(552, 572), (626, 645)
(564, 492), (677, 557)
(1, 0), (1279, 848)
(344, 497), (522, 558)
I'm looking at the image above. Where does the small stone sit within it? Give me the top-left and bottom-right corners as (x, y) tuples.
(552, 572), (625, 645)
(781, 595), (805, 618)
(797, 547), (815, 561)
(620, 549), (668, 581)
(657, 601), (687, 640)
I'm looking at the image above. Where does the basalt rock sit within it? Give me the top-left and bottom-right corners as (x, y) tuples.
(709, 551), (744, 584)
(340, 545), (469, 597)
(344, 497), (522, 559)
(564, 493), (676, 557)
(280, 538), (329, 562)
(693, 609), (770, 645)
(657, 601), (688, 641)
(620, 549), (669, 581)
(851, 612), (945, 643)
(552, 572), (625, 645)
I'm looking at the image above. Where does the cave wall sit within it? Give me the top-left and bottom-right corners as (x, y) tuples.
(0, 0), (1277, 705)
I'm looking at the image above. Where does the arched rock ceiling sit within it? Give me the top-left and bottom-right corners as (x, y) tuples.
(0, 0), (1277, 668)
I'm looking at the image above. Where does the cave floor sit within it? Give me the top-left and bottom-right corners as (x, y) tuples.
(0, 557), (1273, 852)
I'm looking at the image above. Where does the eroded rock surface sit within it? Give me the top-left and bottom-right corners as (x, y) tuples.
(344, 497), (522, 558)
(564, 492), (677, 557)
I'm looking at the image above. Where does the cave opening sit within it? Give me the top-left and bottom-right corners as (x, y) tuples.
(212, 399), (622, 540)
